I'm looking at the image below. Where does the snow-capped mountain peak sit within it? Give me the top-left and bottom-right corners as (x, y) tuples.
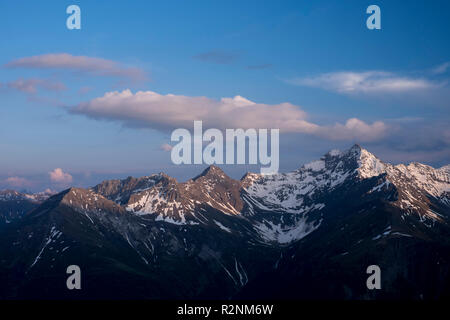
(348, 144), (386, 179)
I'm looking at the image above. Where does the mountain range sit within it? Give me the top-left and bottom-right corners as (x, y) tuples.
(0, 144), (449, 299)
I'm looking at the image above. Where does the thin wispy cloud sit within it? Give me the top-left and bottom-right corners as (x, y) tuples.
(3, 176), (32, 188)
(78, 86), (92, 95)
(432, 62), (450, 75)
(5, 78), (66, 94)
(287, 71), (438, 94)
(5, 53), (147, 81)
(70, 89), (387, 142)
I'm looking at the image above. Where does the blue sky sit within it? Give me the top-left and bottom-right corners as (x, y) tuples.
(0, 0), (449, 192)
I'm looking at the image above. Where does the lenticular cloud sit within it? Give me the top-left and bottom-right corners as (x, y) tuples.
(6, 53), (147, 81)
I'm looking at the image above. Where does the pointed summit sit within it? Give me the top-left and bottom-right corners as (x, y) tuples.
(351, 143), (362, 150)
(346, 143), (363, 157)
(193, 165), (229, 181)
(59, 187), (125, 215)
(341, 144), (372, 160)
(325, 149), (342, 157)
(323, 144), (363, 161)
(320, 144), (386, 179)
(341, 144), (386, 179)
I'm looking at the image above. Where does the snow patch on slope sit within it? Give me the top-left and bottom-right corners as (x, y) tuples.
(254, 217), (321, 244)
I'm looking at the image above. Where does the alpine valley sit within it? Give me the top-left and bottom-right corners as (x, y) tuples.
(1, 144), (449, 299)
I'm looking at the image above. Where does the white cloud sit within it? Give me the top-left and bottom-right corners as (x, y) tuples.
(49, 168), (73, 184)
(71, 89), (387, 142)
(6, 53), (147, 81)
(6, 78), (66, 94)
(287, 71), (437, 94)
(317, 118), (387, 141)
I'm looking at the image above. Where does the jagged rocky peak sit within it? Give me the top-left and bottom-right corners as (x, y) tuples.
(188, 165), (243, 214)
(156, 172), (178, 186)
(348, 142), (363, 153)
(389, 162), (450, 198)
(323, 143), (368, 159)
(124, 164), (244, 222)
(318, 144), (447, 188)
(189, 166), (242, 200)
(59, 187), (124, 214)
(193, 165), (230, 181)
(301, 144), (386, 179)
(241, 145), (391, 218)
(61, 187), (97, 205)
(91, 173), (173, 204)
(240, 172), (261, 188)
(406, 162), (450, 180)
(345, 144), (386, 179)
(440, 165), (450, 174)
